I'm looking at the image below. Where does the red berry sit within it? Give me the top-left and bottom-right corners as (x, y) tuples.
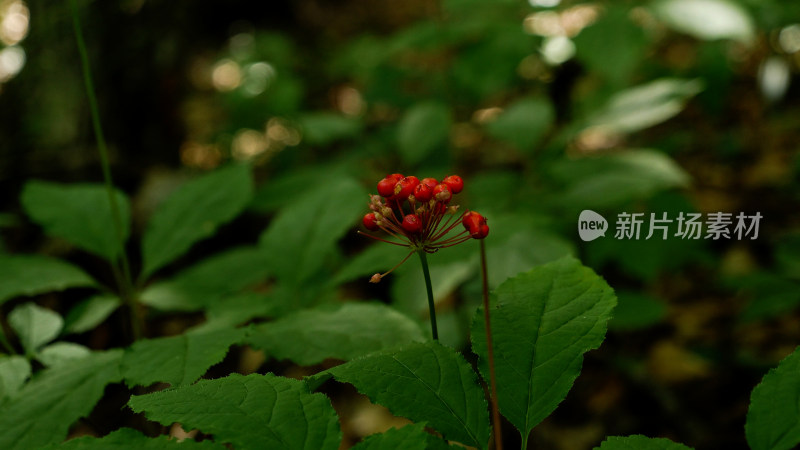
(432, 183), (452, 203)
(402, 214), (422, 234)
(462, 211), (483, 231)
(472, 224), (489, 239)
(421, 177), (438, 189)
(377, 173), (403, 198)
(363, 213), (380, 231)
(442, 175), (463, 194)
(414, 183), (433, 202)
(462, 211), (488, 238)
(394, 176), (420, 200)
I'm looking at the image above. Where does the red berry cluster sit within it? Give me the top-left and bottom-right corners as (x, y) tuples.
(360, 173), (489, 282)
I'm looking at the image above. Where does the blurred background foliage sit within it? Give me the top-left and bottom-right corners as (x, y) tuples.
(2, 0), (800, 448)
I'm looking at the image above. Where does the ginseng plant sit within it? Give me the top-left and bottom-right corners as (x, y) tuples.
(358, 173), (502, 448)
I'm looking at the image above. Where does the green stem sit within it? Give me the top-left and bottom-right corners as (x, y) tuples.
(0, 325), (16, 355)
(418, 250), (438, 340)
(481, 240), (503, 450)
(521, 433), (529, 450)
(70, 0), (140, 341)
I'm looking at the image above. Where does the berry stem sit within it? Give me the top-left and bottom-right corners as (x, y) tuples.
(481, 239), (503, 450)
(417, 250), (438, 340)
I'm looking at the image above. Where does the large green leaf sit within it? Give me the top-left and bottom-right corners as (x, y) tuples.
(297, 112), (362, 145)
(0, 350), (123, 450)
(128, 373), (341, 450)
(651, 0), (755, 44)
(122, 327), (247, 387)
(36, 342), (92, 368)
(247, 303), (425, 365)
(8, 303), (64, 356)
(0, 255), (96, 306)
(352, 423), (450, 450)
(396, 102), (452, 166)
(486, 97), (554, 152)
(0, 355), (30, 403)
(471, 257), (616, 441)
(586, 78), (703, 134)
(140, 246), (271, 311)
(331, 243), (410, 286)
(573, 7), (649, 84)
(21, 181), (130, 261)
(141, 164), (254, 278)
(46, 427), (225, 449)
(259, 175), (365, 285)
(320, 341), (490, 449)
(193, 292), (282, 333)
(746, 346), (800, 450)
(64, 294), (121, 334)
(594, 435), (693, 449)
(549, 149), (690, 210)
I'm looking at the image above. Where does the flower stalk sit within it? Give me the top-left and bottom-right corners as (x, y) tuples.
(481, 239), (503, 450)
(418, 250), (438, 340)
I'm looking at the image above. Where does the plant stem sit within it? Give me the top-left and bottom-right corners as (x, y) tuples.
(0, 325), (16, 355)
(521, 434), (528, 450)
(70, 0), (140, 341)
(418, 250), (438, 340)
(481, 240), (503, 450)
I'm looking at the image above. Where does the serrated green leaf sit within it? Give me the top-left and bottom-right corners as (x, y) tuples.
(323, 341), (490, 449)
(247, 303), (425, 365)
(486, 97), (554, 152)
(37, 342), (92, 368)
(471, 257), (616, 441)
(396, 102), (451, 166)
(586, 78), (703, 134)
(122, 327), (247, 387)
(141, 164), (254, 278)
(0, 350), (123, 450)
(47, 427), (225, 449)
(594, 435), (694, 449)
(64, 294), (121, 334)
(352, 423), (450, 450)
(129, 373), (341, 450)
(8, 303), (64, 355)
(651, 0), (755, 44)
(193, 292), (282, 333)
(746, 346), (800, 450)
(0, 355), (30, 402)
(140, 246), (270, 311)
(0, 255), (96, 306)
(259, 176), (365, 285)
(21, 181), (131, 261)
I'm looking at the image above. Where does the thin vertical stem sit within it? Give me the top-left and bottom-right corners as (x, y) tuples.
(0, 325), (16, 355)
(70, 0), (140, 340)
(418, 250), (438, 340)
(481, 240), (503, 450)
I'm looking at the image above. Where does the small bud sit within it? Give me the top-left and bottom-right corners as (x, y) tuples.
(370, 273), (382, 283)
(381, 206), (393, 217)
(433, 184), (452, 203)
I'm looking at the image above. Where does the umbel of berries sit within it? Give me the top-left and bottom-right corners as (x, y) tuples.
(359, 173), (489, 284)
